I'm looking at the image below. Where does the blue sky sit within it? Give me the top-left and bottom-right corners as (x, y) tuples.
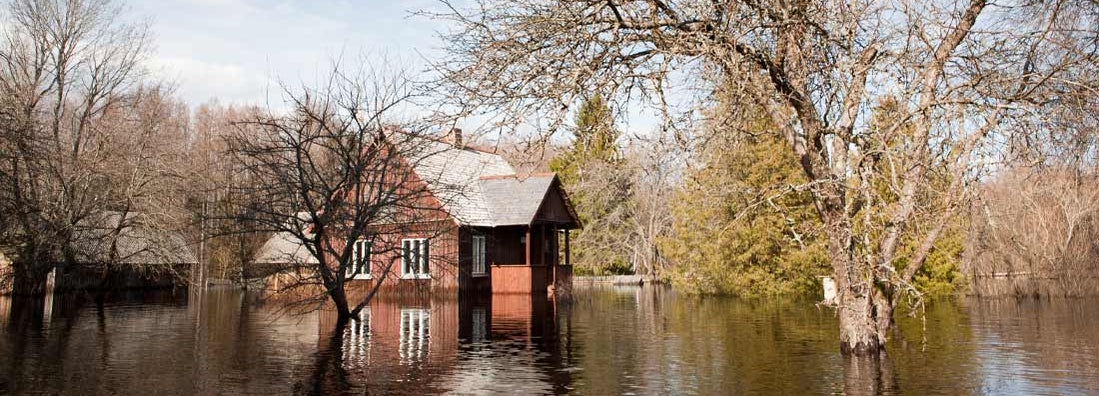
(134, 0), (440, 107)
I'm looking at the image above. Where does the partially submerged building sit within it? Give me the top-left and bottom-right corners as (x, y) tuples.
(53, 211), (197, 291)
(253, 131), (580, 298)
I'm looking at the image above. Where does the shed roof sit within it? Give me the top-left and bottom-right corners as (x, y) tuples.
(253, 231), (319, 265)
(72, 211), (197, 265)
(479, 174), (559, 226)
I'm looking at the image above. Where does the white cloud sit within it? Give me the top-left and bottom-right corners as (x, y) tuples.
(133, 0), (438, 108)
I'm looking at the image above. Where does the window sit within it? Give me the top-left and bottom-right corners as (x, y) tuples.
(346, 239), (371, 279)
(401, 238), (430, 279)
(399, 308), (430, 364)
(472, 235), (487, 276)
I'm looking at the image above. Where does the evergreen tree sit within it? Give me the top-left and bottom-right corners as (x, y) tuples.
(660, 131), (830, 296)
(864, 97), (967, 298)
(550, 95), (632, 275)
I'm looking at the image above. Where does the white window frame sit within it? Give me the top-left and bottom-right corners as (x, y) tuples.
(472, 235), (487, 277)
(347, 239), (372, 280)
(401, 238), (430, 279)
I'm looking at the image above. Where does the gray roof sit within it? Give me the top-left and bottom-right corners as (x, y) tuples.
(403, 137), (518, 226)
(253, 231), (319, 265)
(73, 211), (197, 265)
(479, 175), (559, 226)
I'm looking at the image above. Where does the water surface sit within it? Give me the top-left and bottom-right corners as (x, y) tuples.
(1, 286), (1097, 395)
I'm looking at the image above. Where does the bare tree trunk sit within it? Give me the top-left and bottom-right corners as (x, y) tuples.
(823, 219), (886, 355)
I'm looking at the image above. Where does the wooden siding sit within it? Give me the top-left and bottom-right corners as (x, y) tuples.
(337, 220), (461, 293)
(490, 265), (532, 294)
(534, 182), (578, 226)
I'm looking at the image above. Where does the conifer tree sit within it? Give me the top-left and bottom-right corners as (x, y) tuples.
(550, 95), (632, 274)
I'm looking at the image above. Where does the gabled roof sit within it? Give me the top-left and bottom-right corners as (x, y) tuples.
(402, 136), (578, 228)
(72, 211), (197, 265)
(479, 174), (559, 226)
(253, 231), (319, 265)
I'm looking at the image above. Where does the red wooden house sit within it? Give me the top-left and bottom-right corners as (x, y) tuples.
(331, 131), (581, 297)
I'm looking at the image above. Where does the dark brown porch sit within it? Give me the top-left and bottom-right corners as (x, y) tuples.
(489, 223), (574, 294)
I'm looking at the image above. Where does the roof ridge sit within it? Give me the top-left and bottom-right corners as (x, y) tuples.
(478, 172), (557, 181)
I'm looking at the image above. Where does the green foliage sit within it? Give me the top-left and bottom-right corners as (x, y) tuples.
(865, 97), (967, 298)
(905, 222), (968, 298)
(660, 133), (830, 297)
(550, 94), (620, 187)
(550, 95), (632, 275)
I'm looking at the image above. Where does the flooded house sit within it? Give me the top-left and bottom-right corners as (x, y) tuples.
(254, 130), (581, 298)
(52, 211), (197, 292)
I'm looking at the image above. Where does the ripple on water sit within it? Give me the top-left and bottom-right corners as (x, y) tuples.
(1, 288), (1098, 395)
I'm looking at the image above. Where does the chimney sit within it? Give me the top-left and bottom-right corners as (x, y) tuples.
(446, 128), (464, 147)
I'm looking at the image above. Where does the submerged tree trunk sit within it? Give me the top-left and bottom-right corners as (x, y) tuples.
(822, 206), (889, 355)
(836, 283), (886, 355)
(11, 263), (50, 295)
(328, 283), (352, 321)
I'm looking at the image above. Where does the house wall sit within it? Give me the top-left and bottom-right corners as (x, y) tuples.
(490, 226), (526, 265)
(491, 265), (532, 294)
(457, 227), (492, 295)
(53, 263), (189, 292)
(329, 220), (461, 295)
(488, 224), (571, 294)
(534, 184), (576, 225)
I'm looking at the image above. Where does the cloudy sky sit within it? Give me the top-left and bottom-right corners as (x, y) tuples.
(133, 0), (440, 108)
(130, 0), (663, 136)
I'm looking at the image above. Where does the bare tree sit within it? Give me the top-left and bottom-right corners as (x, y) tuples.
(0, 0), (157, 294)
(228, 63), (463, 322)
(620, 135), (678, 276)
(424, 0), (1099, 354)
(967, 65), (1099, 297)
(969, 169), (1099, 297)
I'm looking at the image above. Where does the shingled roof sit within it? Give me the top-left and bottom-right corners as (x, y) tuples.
(403, 136), (576, 227)
(72, 211), (197, 265)
(253, 231), (319, 266)
(479, 174), (560, 226)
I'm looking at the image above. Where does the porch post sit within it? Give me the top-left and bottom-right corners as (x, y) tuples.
(564, 229), (571, 266)
(525, 226), (532, 266)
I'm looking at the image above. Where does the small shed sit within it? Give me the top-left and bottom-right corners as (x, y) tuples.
(54, 211), (197, 291)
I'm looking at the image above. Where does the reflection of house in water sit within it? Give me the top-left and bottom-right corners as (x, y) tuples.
(312, 292), (573, 394)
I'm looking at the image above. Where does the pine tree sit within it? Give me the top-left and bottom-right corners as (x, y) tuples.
(550, 95), (632, 275)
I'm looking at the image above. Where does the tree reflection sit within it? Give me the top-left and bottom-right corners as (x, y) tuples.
(842, 352), (896, 395)
(301, 316), (353, 395)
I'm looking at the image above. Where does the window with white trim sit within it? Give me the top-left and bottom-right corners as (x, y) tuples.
(472, 235), (487, 276)
(347, 239), (371, 279)
(401, 238), (430, 279)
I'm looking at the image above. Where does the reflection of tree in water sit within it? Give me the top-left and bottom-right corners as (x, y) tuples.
(885, 301), (978, 393)
(842, 352), (896, 396)
(300, 317), (353, 395)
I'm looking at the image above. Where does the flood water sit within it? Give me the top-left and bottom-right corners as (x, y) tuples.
(1, 286), (1098, 395)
